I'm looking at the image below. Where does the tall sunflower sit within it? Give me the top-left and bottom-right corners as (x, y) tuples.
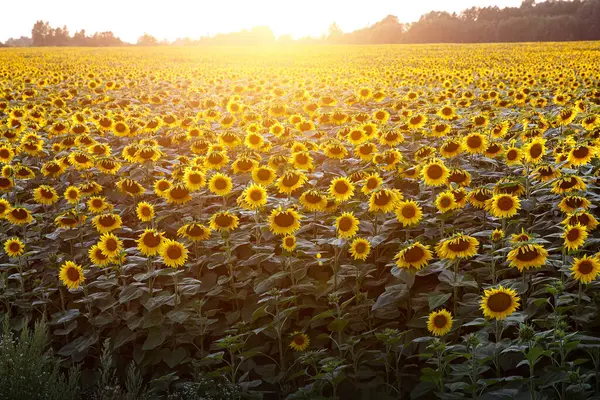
(395, 200), (423, 227)
(486, 194), (521, 218)
(349, 238), (371, 261)
(241, 184), (268, 210)
(329, 177), (355, 203)
(210, 211), (240, 232)
(4, 237), (25, 257)
(335, 212), (360, 239)
(59, 261), (85, 290)
(421, 159), (449, 187)
(480, 286), (520, 320)
(395, 242), (433, 270)
(160, 239), (188, 268)
(436, 233), (479, 260)
(427, 309), (453, 336)
(136, 202), (155, 222)
(208, 173), (233, 196)
(563, 224), (587, 251)
(571, 255), (600, 284)
(507, 243), (548, 272)
(268, 208), (301, 236)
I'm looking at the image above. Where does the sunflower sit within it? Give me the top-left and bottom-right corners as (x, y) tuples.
(204, 151), (229, 170)
(437, 105), (456, 120)
(395, 242), (433, 270)
(562, 211), (599, 231)
(361, 173), (383, 195)
(557, 108), (576, 126)
(87, 196), (109, 214)
(533, 164), (560, 182)
(136, 229), (164, 256)
(63, 186), (81, 205)
(558, 195), (591, 214)
(349, 238), (371, 261)
(436, 233), (479, 260)
(504, 146), (523, 166)
(395, 200), (423, 227)
(335, 212), (360, 239)
(563, 224), (588, 251)
(154, 179), (172, 198)
(568, 144), (595, 166)
(4, 237), (25, 257)
(55, 210), (85, 229)
(276, 171), (307, 195)
(491, 229), (505, 242)
(523, 138), (546, 164)
(0, 176), (14, 192)
(210, 211), (240, 232)
(160, 239), (188, 268)
(117, 178), (145, 197)
(480, 286), (520, 320)
(289, 331), (310, 352)
(33, 185), (59, 205)
(0, 198), (10, 218)
(463, 132), (488, 154)
(241, 183), (268, 209)
(299, 189), (327, 212)
(177, 223), (211, 242)
(92, 213), (122, 234)
(486, 194), (521, 219)
(436, 191), (457, 213)
(208, 173), (233, 196)
(552, 176), (586, 195)
(427, 309), (453, 336)
(232, 156), (258, 174)
(421, 159), (449, 187)
(59, 261), (85, 290)
(183, 168), (206, 191)
(0, 144), (15, 164)
(408, 114), (427, 129)
(571, 255), (600, 284)
(98, 233), (123, 258)
(510, 228), (532, 244)
(439, 139), (463, 158)
(282, 235), (297, 252)
(136, 202), (155, 222)
(369, 188), (400, 213)
(89, 244), (113, 266)
(507, 243), (548, 272)
(6, 207), (32, 225)
(269, 207), (302, 236)
(166, 184), (192, 205)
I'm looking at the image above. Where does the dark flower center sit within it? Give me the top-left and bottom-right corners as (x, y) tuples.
(433, 315), (447, 328)
(487, 292), (512, 313)
(66, 267), (80, 282)
(274, 212), (295, 228)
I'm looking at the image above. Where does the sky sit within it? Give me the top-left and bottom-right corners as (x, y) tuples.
(0, 0), (524, 43)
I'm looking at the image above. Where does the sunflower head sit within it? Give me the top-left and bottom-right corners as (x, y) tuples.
(507, 243), (548, 272)
(436, 233), (479, 260)
(59, 261), (85, 290)
(349, 238), (371, 261)
(289, 331), (310, 352)
(395, 242), (433, 270)
(571, 255), (600, 284)
(427, 309), (453, 336)
(4, 237), (25, 257)
(480, 286), (520, 320)
(282, 235), (297, 252)
(269, 207), (302, 236)
(160, 239), (188, 268)
(395, 200), (423, 227)
(210, 211), (240, 232)
(136, 202), (155, 222)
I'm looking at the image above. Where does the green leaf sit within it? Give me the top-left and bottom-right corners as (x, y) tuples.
(119, 286), (143, 304)
(143, 327), (167, 350)
(327, 318), (349, 333)
(428, 292), (451, 310)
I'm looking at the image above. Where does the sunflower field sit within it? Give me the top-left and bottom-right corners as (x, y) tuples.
(1, 42), (600, 399)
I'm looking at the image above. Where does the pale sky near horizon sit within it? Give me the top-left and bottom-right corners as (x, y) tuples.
(0, 0), (524, 43)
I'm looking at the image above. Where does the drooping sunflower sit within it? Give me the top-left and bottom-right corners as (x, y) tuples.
(160, 239), (188, 268)
(89, 244), (113, 266)
(421, 159), (449, 187)
(6, 207), (33, 225)
(136, 202), (155, 222)
(298, 189), (327, 212)
(208, 173), (233, 196)
(435, 191), (457, 213)
(98, 233), (123, 258)
(395, 242), (433, 270)
(507, 243), (548, 272)
(116, 178), (145, 197)
(467, 187), (493, 209)
(335, 212), (360, 239)
(0, 176), (14, 192)
(463, 132), (488, 154)
(92, 213), (122, 234)
(439, 139), (463, 158)
(533, 164), (560, 182)
(177, 223), (211, 242)
(59, 261), (85, 290)
(408, 114), (427, 129)
(562, 210), (599, 231)
(0, 198), (10, 218)
(55, 210), (85, 229)
(329, 177), (355, 203)
(369, 188), (400, 213)
(427, 309), (453, 336)
(33, 185), (59, 205)
(552, 175), (587, 195)
(480, 286), (520, 320)
(276, 171), (307, 195)
(289, 331), (310, 352)
(486, 194), (521, 218)
(436, 233), (479, 260)
(563, 224), (588, 251)
(568, 144), (595, 166)
(4, 237), (25, 257)
(166, 184), (192, 205)
(571, 255), (600, 284)
(558, 195), (591, 214)
(269, 207), (302, 236)
(282, 235), (297, 252)
(210, 211), (240, 232)
(395, 200), (423, 227)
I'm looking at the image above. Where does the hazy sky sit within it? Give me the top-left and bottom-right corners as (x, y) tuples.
(0, 0), (523, 43)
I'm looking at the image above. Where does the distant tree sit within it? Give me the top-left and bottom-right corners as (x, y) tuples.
(137, 33), (158, 46)
(31, 20), (51, 46)
(327, 22), (343, 42)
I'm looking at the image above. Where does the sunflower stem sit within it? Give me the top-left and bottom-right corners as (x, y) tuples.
(453, 260), (459, 316)
(495, 319), (502, 378)
(576, 281), (582, 331)
(492, 242), (497, 285)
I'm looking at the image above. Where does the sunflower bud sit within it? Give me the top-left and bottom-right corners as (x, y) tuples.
(518, 324), (535, 342)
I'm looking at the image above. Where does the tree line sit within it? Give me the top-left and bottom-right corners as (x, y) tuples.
(1, 0), (599, 47)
